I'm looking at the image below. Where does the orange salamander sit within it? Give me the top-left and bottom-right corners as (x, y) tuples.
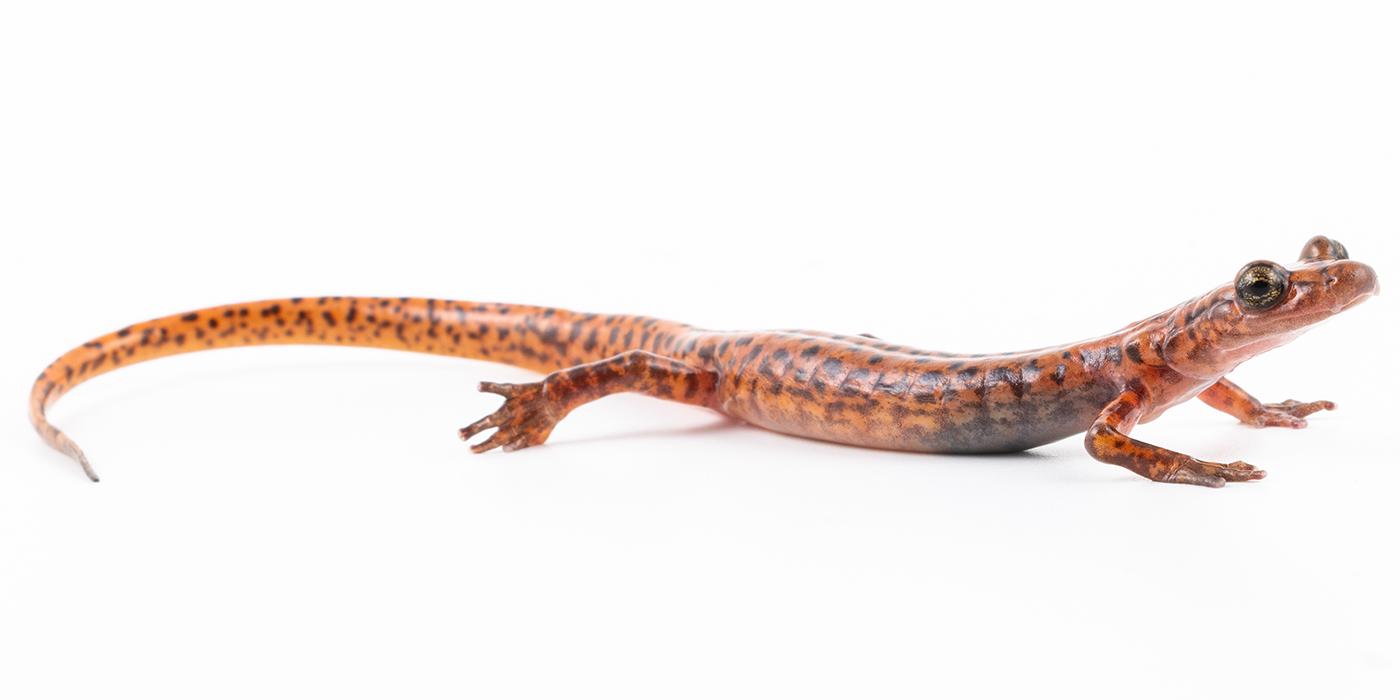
(29, 236), (1377, 487)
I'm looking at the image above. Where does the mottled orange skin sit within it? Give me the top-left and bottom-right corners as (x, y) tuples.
(30, 237), (1377, 487)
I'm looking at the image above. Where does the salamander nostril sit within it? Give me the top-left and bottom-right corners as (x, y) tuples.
(1324, 274), (1339, 287)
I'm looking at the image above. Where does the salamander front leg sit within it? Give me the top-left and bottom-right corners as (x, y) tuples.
(1085, 389), (1267, 487)
(459, 350), (719, 453)
(1197, 378), (1335, 429)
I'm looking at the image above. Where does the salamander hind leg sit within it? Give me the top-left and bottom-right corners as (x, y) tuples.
(1085, 388), (1267, 487)
(459, 350), (720, 453)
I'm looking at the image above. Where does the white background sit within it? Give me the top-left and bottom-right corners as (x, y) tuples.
(2, 2), (1397, 698)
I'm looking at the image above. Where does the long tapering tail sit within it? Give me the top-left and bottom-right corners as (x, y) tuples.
(29, 296), (690, 480)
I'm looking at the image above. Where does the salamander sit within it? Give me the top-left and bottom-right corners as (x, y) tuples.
(28, 236), (1377, 487)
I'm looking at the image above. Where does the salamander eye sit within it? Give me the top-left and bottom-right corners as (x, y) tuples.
(1299, 236), (1350, 261)
(1235, 261), (1289, 310)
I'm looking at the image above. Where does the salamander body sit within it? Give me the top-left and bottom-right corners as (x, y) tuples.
(29, 236), (1377, 487)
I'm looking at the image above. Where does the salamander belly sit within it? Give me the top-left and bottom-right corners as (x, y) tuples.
(696, 332), (1122, 453)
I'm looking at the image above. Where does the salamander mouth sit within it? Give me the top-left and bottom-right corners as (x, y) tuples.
(1262, 291), (1370, 336)
(1336, 284), (1378, 313)
(1340, 295), (1372, 312)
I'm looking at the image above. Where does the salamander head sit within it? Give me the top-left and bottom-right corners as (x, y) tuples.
(1162, 236), (1378, 377)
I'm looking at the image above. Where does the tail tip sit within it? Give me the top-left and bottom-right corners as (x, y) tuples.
(76, 453), (100, 482)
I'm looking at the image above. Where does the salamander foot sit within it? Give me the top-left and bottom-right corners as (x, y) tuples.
(459, 381), (560, 453)
(1247, 399), (1336, 429)
(1164, 459), (1267, 488)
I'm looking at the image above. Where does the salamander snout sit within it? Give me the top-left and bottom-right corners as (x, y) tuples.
(1290, 258), (1378, 315)
(1328, 260), (1378, 308)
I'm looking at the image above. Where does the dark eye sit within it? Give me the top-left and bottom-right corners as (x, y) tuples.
(1331, 239), (1349, 260)
(1235, 261), (1289, 310)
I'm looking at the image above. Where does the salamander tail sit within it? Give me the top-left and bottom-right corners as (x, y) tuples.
(28, 296), (690, 480)
(29, 385), (99, 482)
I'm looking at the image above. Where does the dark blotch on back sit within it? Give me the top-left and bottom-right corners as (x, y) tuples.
(1125, 342), (1143, 364)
